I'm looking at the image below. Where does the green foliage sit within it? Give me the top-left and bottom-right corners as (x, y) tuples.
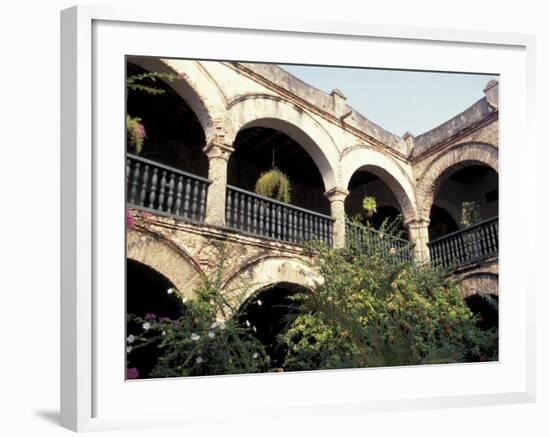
(362, 196), (377, 214)
(255, 168), (292, 203)
(461, 201), (481, 227)
(126, 71), (181, 95)
(126, 115), (146, 154)
(281, 224), (498, 371)
(126, 246), (269, 378)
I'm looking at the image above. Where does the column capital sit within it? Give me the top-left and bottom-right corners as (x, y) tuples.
(324, 186), (349, 202)
(404, 217), (430, 229)
(203, 141), (234, 161)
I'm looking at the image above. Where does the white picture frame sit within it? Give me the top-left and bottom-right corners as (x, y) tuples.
(60, 5), (536, 432)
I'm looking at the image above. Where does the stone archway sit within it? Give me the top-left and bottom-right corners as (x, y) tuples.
(457, 272), (499, 298)
(227, 95), (339, 191)
(222, 255), (320, 309)
(416, 142), (498, 221)
(341, 146), (418, 225)
(127, 229), (205, 300)
(128, 57), (227, 144)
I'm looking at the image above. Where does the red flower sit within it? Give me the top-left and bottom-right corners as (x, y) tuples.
(443, 324), (451, 334)
(126, 367), (139, 380)
(126, 210), (135, 229)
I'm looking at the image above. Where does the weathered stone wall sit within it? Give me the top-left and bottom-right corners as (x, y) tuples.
(454, 259), (499, 298)
(126, 57), (499, 297)
(127, 209), (320, 310)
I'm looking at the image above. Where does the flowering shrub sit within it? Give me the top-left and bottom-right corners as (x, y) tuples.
(126, 248), (268, 378)
(280, 221), (498, 371)
(126, 115), (146, 155)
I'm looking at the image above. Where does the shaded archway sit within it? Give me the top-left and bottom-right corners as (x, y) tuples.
(429, 163), (498, 236)
(465, 294), (498, 330)
(227, 96), (338, 191)
(429, 205), (459, 240)
(237, 282), (308, 368)
(345, 168), (409, 239)
(417, 142), (498, 222)
(126, 60), (209, 177)
(228, 126), (330, 214)
(126, 259), (187, 379)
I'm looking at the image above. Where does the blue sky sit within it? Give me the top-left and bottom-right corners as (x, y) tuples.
(279, 64), (498, 136)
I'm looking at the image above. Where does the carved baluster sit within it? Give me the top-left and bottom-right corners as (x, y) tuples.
(183, 178), (191, 219)
(226, 190), (232, 227)
(158, 170), (167, 211)
(246, 195), (252, 232)
(138, 164), (149, 206)
(276, 205), (282, 240)
(148, 167), (158, 209)
(173, 175), (183, 216)
(199, 181), (207, 222)
(239, 193), (246, 230)
(126, 158), (132, 203)
(129, 161), (140, 205)
(191, 180), (199, 220)
(252, 198), (258, 234)
(166, 173), (175, 214)
(258, 200), (265, 235)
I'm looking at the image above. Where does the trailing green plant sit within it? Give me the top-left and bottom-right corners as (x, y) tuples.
(126, 245), (269, 378)
(126, 71), (182, 95)
(125, 71), (185, 154)
(126, 115), (146, 154)
(461, 201), (481, 227)
(280, 222), (498, 371)
(362, 196), (377, 215)
(255, 168), (292, 203)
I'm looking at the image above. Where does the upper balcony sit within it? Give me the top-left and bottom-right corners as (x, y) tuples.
(125, 57), (499, 272)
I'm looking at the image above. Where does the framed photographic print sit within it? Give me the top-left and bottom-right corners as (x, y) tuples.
(61, 5), (536, 432)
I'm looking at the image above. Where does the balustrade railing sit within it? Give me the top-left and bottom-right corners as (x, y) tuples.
(345, 220), (413, 263)
(226, 185), (334, 245)
(126, 154), (210, 222)
(428, 216), (498, 269)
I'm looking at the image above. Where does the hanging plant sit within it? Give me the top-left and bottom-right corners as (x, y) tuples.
(461, 201), (481, 227)
(255, 168), (292, 203)
(362, 196), (377, 218)
(126, 115), (146, 155)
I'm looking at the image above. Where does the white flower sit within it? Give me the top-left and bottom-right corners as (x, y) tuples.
(190, 333), (200, 341)
(252, 352), (259, 359)
(210, 321), (218, 330)
(256, 299), (263, 307)
(126, 334), (135, 344)
(208, 331), (215, 339)
(182, 297), (188, 304)
(252, 325), (257, 333)
(126, 346), (133, 353)
(245, 320), (251, 327)
(389, 247), (396, 255)
(195, 356), (203, 364)
(219, 322), (226, 330)
(142, 322), (151, 331)
(162, 331), (166, 336)
(167, 287), (174, 294)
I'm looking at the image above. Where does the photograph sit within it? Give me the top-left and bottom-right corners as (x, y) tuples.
(124, 55), (499, 380)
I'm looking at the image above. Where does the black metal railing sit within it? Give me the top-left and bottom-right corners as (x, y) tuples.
(126, 153), (210, 222)
(226, 185), (334, 245)
(345, 220), (413, 263)
(428, 216), (498, 269)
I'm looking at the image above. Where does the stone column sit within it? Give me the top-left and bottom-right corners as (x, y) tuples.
(203, 141), (234, 227)
(324, 187), (350, 248)
(406, 219), (431, 262)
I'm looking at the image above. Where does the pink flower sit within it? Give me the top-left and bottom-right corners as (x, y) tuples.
(126, 210), (135, 229)
(136, 123), (146, 139)
(159, 317), (170, 322)
(177, 72), (189, 80)
(126, 367), (139, 380)
(144, 313), (156, 320)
